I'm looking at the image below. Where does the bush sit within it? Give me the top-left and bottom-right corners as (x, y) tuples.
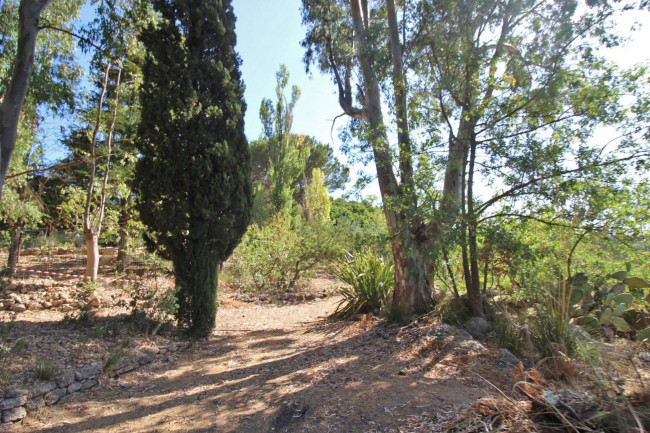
(332, 248), (394, 318)
(129, 283), (178, 335)
(229, 214), (344, 291)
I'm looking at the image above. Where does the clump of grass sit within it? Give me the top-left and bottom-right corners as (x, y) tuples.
(103, 346), (125, 372)
(33, 357), (58, 381)
(331, 248), (394, 318)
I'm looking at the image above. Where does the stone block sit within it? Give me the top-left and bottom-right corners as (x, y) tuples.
(44, 388), (67, 406)
(30, 382), (56, 398)
(74, 365), (100, 381)
(55, 371), (75, 388)
(80, 379), (98, 391)
(67, 382), (83, 394)
(25, 397), (44, 412)
(3, 389), (29, 399)
(2, 407), (27, 423)
(0, 396), (28, 411)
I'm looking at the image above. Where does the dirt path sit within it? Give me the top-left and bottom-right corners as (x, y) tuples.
(8, 288), (506, 433)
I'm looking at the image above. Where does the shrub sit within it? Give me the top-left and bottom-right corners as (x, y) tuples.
(129, 284), (178, 335)
(332, 248), (394, 318)
(230, 214), (344, 290)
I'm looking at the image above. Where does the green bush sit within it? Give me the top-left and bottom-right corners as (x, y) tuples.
(229, 214), (344, 291)
(332, 248), (394, 318)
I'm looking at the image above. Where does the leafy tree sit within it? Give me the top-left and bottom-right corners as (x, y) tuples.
(305, 168), (330, 223)
(260, 65), (310, 214)
(135, 0), (252, 337)
(0, 0), (82, 266)
(0, 0), (84, 196)
(302, 0), (649, 317)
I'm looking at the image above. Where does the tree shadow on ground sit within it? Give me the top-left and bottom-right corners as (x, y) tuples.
(19, 315), (501, 433)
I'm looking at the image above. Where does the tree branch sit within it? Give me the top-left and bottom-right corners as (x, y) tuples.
(476, 151), (650, 215)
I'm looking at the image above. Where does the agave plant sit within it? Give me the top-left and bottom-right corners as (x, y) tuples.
(332, 248), (394, 318)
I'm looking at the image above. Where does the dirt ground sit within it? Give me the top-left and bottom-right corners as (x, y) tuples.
(1, 270), (515, 433)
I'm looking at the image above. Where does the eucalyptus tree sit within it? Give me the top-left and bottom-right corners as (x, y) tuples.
(409, 0), (649, 315)
(302, 0), (448, 314)
(302, 0), (649, 316)
(136, 0), (251, 336)
(0, 0), (82, 267)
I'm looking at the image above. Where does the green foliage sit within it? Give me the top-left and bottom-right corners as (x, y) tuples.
(438, 296), (472, 326)
(305, 168), (330, 223)
(493, 313), (526, 357)
(103, 346), (125, 373)
(129, 283), (178, 335)
(135, 0), (251, 337)
(230, 214), (343, 291)
(33, 357), (59, 381)
(260, 65), (309, 214)
(332, 248), (394, 318)
(330, 198), (390, 254)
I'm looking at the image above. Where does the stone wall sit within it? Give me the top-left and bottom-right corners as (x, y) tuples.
(1, 342), (189, 424)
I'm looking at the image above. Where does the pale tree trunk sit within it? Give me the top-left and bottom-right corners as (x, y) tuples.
(0, 0), (53, 198)
(7, 226), (23, 271)
(351, 0), (431, 314)
(83, 64), (121, 279)
(84, 231), (99, 279)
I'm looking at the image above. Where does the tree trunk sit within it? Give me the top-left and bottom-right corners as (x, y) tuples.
(0, 0), (53, 198)
(392, 235), (431, 314)
(350, 0), (431, 314)
(174, 239), (219, 337)
(84, 230), (99, 280)
(7, 227), (23, 271)
(116, 209), (129, 272)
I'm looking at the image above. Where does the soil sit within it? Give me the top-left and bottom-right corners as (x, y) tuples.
(0, 261), (514, 433)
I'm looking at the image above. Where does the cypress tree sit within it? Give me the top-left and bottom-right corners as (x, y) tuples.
(135, 0), (251, 337)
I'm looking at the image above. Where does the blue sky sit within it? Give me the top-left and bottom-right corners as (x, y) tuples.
(232, 0), (343, 144)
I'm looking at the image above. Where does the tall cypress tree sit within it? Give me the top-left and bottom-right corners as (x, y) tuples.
(135, 0), (251, 337)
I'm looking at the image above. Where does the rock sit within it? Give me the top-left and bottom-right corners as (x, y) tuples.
(25, 397), (44, 412)
(58, 394), (75, 404)
(166, 355), (175, 363)
(4, 389), (29, 399)
(640, 352), (650, 363)
(113, 363), (137, 376)
(55, 371), (75, 388)
(136, 354), (154, 365)
(2, 407), (27, 423)
(75, 365), (100, 381)
(42, 301), (52, 309)
(0, 396), (28, 410)
(427, 324), (473, 341)
(30, 382), (56, 398)
(497, 348), (522, 367)
(456, 340), (487, 353)
(44, 388), (67, 406)
(26, 302), (42, 311)
(51, 299), (63, 308)
(67, 382), (83, 394)
(464, 317), (492, 339)
(9, 303), (26, 313)
(80, 379), (98, 391)
(59, 303), (73, 312)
